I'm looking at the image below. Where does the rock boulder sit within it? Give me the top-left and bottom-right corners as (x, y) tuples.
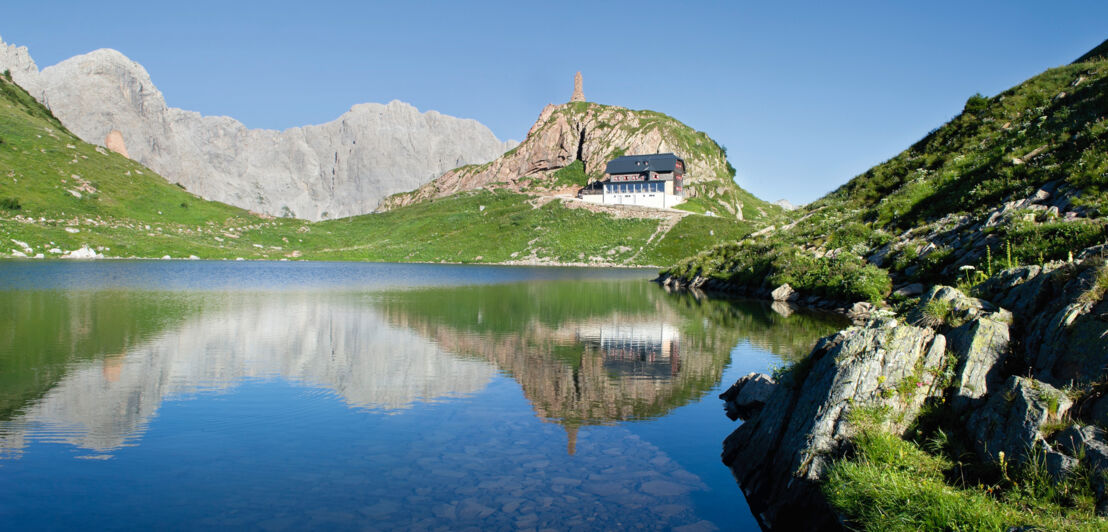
(771, 283), (798, 302)
(968, 376), (1072, 464)
(722, 317), (947, 529)
(719, 373), (777, 421)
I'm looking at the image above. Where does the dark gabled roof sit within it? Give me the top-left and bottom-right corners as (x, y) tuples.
(605, 153), (684, 175)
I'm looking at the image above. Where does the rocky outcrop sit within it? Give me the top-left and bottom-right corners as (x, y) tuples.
(0, 35), (42, 98)
(719, 373), (776, 421)
(0, 39), (515, 220)
(968, 376), (1072, 463)
(380, 101), (760, 219)
(977, 258), (1108, 388)
(946, 316), (1010, 411)
(721, 317), (947, 530)
(719, 259), (1108, 528)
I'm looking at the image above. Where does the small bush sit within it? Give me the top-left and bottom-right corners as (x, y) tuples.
(0, 197), (21, 210)
(963, 92), (990, 115)
(550, 160), (588, 188)
(2, 69), (10, 82)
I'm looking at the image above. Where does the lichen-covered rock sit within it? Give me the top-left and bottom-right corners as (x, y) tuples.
(1054, 424), (1108, 514)
(946, 316), (1010, 411)
(909, 285), (1013, 326)
(719, 373), (777, 421)
(893, 282), (925, 297)
(1044, 449), (1080, 482)
(721, 317), (947, 530)
(978, 259), (1108, 387)
(968, 376), (1072, 464)
(1056, 425), (1108, 473)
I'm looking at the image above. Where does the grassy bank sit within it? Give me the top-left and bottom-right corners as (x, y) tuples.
(825, 429), (1104, 531)
(0, 73), (754, 266)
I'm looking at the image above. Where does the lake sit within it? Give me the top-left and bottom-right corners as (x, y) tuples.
(0, 261), (846, 531)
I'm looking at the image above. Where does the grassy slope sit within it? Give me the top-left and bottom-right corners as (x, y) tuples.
(664, 46), (1108, 300)
(0, 75), (752, 266)
(662, 41), (1108, 529)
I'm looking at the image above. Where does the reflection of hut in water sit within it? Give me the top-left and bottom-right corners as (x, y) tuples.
(575, 323), (681, 378)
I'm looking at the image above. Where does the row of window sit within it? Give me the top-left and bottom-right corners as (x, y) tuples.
(604, 182), (665, 194)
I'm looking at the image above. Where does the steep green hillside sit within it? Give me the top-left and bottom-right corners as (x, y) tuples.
(664, 42), (1108, 301)
(0, 73), (753, 266)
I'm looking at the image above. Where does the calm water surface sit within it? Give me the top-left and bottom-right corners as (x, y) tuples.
(0, 261), (845, 531)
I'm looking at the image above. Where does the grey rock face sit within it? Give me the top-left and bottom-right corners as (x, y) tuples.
(719, 372), (777, 421)
(0, 41), (515, 220)
(892, 282), (925, 297)
(1056, 425), (1108, 473)
(968, 376), (1072, 464)
(978, 260), (1108, 387)
(947, 316), (1010, 411)
(0, 36), (42, 98)
(721, 317), (947, 529)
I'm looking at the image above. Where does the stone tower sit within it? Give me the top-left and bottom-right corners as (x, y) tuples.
(571, 71), (585, 102)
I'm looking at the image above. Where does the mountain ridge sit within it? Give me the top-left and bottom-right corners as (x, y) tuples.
(0, 37), (515, 221)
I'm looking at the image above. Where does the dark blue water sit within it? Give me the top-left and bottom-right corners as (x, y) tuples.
(0, 261), (844, 530)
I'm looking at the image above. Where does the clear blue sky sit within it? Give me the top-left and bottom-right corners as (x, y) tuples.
(3, 1), (1106, 204)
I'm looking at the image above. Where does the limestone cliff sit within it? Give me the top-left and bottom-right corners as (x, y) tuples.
(0, 37), (515, 220)
(380, 101), (768, 220)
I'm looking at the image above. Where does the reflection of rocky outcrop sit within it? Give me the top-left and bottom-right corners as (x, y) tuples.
(0, 294), (494, 455)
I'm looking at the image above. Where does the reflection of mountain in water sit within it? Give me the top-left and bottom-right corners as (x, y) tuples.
(379, 281), (846, 446)
(0, 280), (845, 459)
(0, 293), (494, 455)
(379, 282), (733, 434)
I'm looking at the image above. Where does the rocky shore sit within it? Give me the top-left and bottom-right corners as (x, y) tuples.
(708, 245), (1107, 529)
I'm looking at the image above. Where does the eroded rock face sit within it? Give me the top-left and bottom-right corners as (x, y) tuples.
(0, 41), (515, 220)
(104, 129), (128, 158)
(0, 36), (42, 98)
(978, 260), (1108, 387)
(722, 317), (947, 530)
(968, 376), (1072, 464)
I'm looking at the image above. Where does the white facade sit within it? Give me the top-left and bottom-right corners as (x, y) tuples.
(579, 180), (684, 209)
